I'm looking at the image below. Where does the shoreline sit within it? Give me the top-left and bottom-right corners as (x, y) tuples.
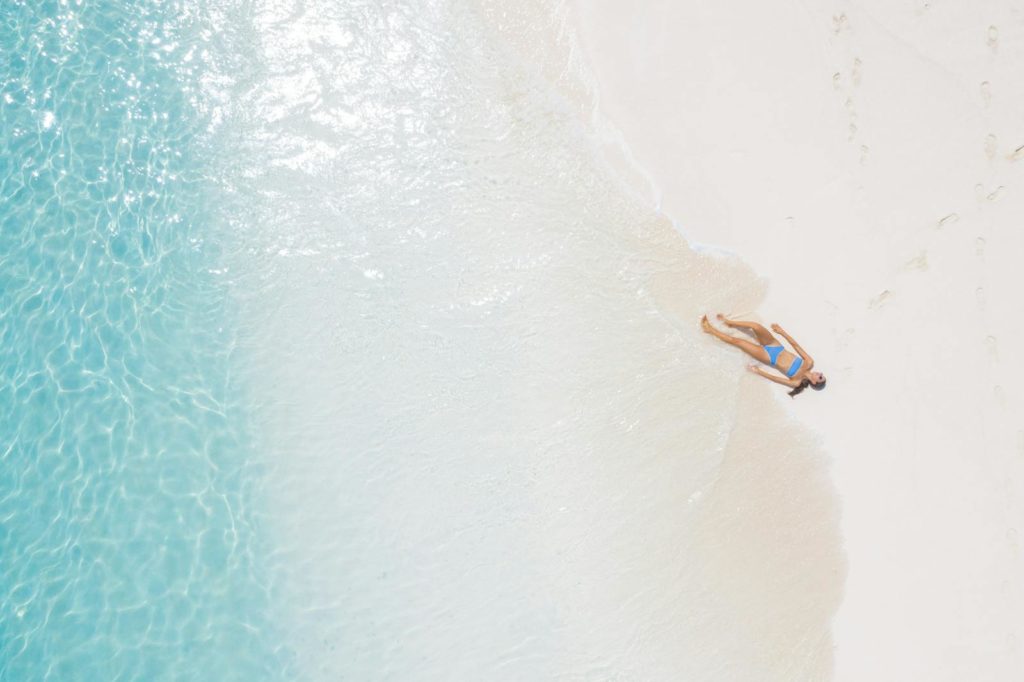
(470, 0), (848, 676)
(568, 0), (1024, 679)
(220, 0), (848, 677)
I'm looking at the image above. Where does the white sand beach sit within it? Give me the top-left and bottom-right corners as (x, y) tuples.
(568, 0), (1024, 679)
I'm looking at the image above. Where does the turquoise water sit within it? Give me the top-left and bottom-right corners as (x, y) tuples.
(1, 2), (285, 679)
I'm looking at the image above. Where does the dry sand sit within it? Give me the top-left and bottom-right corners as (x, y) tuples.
(568, 0), (1024, 679)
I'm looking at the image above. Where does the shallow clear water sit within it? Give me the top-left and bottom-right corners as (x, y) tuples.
(3, 1), (843, 679)
(0, 2), (284, 679)
(206, 1), (844, 680)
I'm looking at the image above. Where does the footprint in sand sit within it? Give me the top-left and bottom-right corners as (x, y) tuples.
(976, 286), (986, 309)
(868, 289), (893, 309)
(837, 327), (856, 350)
(903, 252), (928, 272)
(833, 60), (863, 142)
(976, 237), (986, 256)
(974, 184), (1005, 201)
(859, 144), (869, 164)
(987, 25), (999, 52)
(833, 13), (848, 35)
(985, 133), (998, 159)
(938, 212), (959, 228)
(980, 81), (992, 106)
(1010, 144), (1024, 161)
(985, 335), (998, 360)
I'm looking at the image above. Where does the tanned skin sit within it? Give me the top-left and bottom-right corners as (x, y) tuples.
(701, 314), (825, 389)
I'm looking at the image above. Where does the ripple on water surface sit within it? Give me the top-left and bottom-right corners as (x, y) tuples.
(1, 2), (284, 679)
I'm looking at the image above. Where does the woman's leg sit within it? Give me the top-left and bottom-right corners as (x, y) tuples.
(717, 314), (778, 346)
(702, 316), (771, 364)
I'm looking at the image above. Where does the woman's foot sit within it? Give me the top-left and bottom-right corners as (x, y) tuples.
(717, 313), (735, 327)
(701, 314), (713, 333)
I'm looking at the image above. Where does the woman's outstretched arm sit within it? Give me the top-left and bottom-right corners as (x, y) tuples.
(770, 324), (814, 365)
(748, 364), (799, 387)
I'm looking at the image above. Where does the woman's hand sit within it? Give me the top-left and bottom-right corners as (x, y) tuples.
(771, 323), (783, 333)
(747, 364), (760, 373)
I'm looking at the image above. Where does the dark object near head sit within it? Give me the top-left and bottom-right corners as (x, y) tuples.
(789, 376), (826, 398)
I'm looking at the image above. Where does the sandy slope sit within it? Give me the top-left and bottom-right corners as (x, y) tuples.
(569, 0), (1024, 679)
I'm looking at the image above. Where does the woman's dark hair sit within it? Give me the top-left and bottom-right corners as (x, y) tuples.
(789, 376), (827, 398)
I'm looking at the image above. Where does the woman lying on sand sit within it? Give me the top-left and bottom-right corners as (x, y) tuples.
(702, 314), (826, 397)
